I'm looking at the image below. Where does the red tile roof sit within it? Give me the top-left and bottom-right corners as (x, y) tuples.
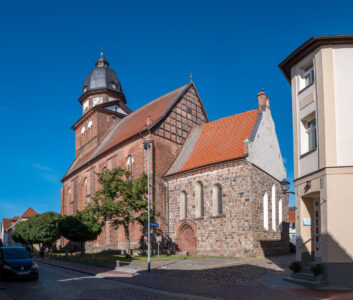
(64, 83), (192, 179)
(22, 207), (38, 218)
(2, 219), (12, 232)
(167, 109), (259, 175)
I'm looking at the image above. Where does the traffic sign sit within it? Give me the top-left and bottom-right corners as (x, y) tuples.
(150, 222), (159, 227)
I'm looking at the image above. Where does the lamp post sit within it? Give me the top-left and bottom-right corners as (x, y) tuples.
(143, 141), (151, 272)
(280, 179), (295, 195)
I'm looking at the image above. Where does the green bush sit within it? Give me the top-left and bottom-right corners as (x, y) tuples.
(310, 264), (323, 276)
(289, 261), (301, 273)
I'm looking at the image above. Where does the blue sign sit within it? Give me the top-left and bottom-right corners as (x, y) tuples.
(150, 222), (159, 227)
(303, 218), (311, 226)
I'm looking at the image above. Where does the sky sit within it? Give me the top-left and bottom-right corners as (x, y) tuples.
(0, 0), (352, 220)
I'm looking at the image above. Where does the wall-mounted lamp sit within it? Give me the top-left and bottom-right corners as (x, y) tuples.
(280, 179), (296, 195)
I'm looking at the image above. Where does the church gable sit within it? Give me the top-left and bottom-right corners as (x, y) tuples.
(153, 84), (208, 145)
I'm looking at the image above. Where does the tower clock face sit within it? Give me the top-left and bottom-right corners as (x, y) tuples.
(92, 96), (104, 107)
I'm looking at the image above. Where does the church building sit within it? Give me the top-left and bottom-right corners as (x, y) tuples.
(61, 53), (289, 256)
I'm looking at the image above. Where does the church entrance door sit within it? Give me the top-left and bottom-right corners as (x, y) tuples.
(178, 224), (196, 255)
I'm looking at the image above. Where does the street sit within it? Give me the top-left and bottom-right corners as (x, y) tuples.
(0, 262), (210, 300)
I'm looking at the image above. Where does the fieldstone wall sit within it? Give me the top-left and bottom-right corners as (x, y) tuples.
(166, 159), (289, 257)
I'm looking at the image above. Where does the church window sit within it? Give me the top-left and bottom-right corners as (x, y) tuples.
(272, 185), (276, 231)
(195, 181), (204, 218)
(212, 184), (222, 216)
(83, 101), (89, 112)
(126, 156), (134, 179)
(278, 198), (283, 231)
(263, 192), (268, 230)
(88, 120), (93, 128)
(180, 191), (187, 220)
(81, 127), (86, 134)
(92, 96), (103, 107)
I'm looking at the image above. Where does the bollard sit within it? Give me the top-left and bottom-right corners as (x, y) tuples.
(130, 261), (135, 269)
(115, 260), (120, 270)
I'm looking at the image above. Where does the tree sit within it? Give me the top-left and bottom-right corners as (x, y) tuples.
(29, 212), (62, 247)
(59, 207), (102, 254)
(92, 168), (148, 257)
(12, 220), (32, 245)
(12, 212), (61, 247)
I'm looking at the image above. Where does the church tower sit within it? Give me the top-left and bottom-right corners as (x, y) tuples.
(72, 52), (131, 156)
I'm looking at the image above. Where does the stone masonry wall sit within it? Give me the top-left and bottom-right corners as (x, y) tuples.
(166, 160), (289, 257)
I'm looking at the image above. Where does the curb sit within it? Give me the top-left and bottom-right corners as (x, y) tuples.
(36, 260), (97, 276)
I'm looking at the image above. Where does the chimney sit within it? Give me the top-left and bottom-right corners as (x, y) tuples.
(146, 116), (152, 127)
(257, 89), (269, 110)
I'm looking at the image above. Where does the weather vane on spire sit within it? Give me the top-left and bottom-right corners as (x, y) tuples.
(100, 48), (104, 58)
(189, 71), (193, 82)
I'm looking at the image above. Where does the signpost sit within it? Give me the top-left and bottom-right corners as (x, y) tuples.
(144, 141), (151, 272)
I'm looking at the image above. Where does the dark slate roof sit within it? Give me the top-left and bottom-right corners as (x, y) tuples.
(82, 56), (122, 95)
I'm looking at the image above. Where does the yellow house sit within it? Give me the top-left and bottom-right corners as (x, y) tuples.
(279, 35), (353, 287)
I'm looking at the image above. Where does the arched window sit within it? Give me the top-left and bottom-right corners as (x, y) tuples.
(195, 181), (204, 217)
(87, 120), (93, 139)
(126, 156), (134, 179)
(263, 192), (268, 230)
(68, 188), (73, 215)
(84, 178), (88, 197)
(213, 184), (222, 216)
(278, 198), (283, 231)
(272, 185), (276, 231)
(180, 191), (187, 220)
(81, 127), (86, 135)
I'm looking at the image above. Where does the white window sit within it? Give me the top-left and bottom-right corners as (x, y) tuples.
(88, 120), (93, 128)
(84, 178), (88, 197)
(300, 64), (314, 91)
(263, 192), (268, 230)
(272, 185), (276, 231)
(195, 181), (204, 217)
(301, 114), (317, 154)
(212, 184), (222, 216)
(83, 101), (89, 112)
(81, 127), (86, 134)
(278, 198), (283, 230)
(126, 156), (134, 179)
(180, 191), (187, 220)
(92, 96), (103, 107)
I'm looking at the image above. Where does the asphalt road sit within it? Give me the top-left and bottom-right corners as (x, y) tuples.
(0, 262), (212, 300)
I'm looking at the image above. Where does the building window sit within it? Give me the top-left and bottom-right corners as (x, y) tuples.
(126, 156), (134, 179)
(88, 120), (93, 128)
(180, 191), (187, 220)
(83, 100), (89, 113)
(301, 114), (317, 154)
(195, 181), (204, 218)
(212, 184), (222, 216)
(300, 64), (314, 91)
(68, 188), (73, 215)
(92, 96), (103, 107)
(263, 192), (268, 230)
(272, 185), (276, 231)
(84, 178), (88, 197)
(278, 198), (282, 231)
(81, 127), (86, 135)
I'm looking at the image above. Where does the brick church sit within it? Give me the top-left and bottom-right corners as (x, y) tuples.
(61, 54), (289, 257)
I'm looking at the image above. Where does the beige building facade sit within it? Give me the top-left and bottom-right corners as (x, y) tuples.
(280, 35), (353, 287)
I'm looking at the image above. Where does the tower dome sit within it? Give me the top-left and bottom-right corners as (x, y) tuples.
(82, 52), (122, 95)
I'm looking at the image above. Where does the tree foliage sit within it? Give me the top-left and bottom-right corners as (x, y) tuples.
(12, 212), (62, 246)
(92, 167), (148, 256)
(59, 206), (102, 252)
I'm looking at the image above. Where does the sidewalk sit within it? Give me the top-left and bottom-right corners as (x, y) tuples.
(261, 273), (353, 300)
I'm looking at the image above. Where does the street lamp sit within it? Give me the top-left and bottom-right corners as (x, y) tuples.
(143, 141), (151, 272)
(280, 179), (295, 195)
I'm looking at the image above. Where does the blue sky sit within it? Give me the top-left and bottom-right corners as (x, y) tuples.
(0, 0), (351, 220)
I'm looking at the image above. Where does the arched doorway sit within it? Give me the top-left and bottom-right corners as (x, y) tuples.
(177, 223), (196, 255)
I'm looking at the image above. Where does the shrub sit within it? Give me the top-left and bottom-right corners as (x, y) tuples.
(310, 264), (323, 276)
(289, 261), (301, 273)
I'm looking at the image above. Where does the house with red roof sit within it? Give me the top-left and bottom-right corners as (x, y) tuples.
(1, 207), (38, 247)
(61, 53), (289, 256)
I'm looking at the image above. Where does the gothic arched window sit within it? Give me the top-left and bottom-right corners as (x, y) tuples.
(278, 198), (283, 231)
(180, 191), (187, 220)
(263, 192), (269, 230)
(195, 181), (204, 217)
(126, 156), (134, 179)
(272, 185), (276, 231)
(213, 184), (222, 216)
